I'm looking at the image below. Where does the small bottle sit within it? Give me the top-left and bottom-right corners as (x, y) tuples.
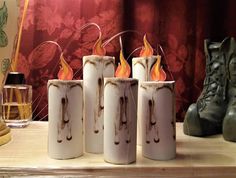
(2, 72), (32, 128)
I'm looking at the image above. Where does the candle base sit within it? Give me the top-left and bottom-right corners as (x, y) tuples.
(104, 158), (136, 165)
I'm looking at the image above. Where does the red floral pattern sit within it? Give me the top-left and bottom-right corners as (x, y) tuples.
(18, 0), (236, 121)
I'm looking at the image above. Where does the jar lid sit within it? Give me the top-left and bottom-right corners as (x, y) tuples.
(5, 72), (25, 85)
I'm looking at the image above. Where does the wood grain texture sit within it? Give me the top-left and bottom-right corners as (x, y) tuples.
(0, 122), (236, 177)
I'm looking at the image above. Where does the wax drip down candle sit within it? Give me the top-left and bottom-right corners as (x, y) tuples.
(139, 55), (176, 160)
(132, 35), (164, 145)
(83, 35), (115, 153)
(104, 45), (138, 164)
(48, 54), (83, 159)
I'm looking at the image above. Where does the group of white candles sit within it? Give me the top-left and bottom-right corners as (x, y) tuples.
(48, 37), (176, 164)
(47, 55), (176, 164)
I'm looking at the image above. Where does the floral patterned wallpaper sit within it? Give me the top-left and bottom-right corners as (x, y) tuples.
(17, 0), (236, 121)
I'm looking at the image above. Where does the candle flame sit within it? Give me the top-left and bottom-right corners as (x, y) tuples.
(151, 55), (166, 81)
(57, 54), (73, 80)
(92, 35), (106, 56)
(139, 34), (153, 57)
(115, 50), (131, 78)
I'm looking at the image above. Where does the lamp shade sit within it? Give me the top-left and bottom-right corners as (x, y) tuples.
(0, 0), (20, 92)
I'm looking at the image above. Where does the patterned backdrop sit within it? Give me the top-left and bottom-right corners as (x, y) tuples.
(17, 0), (236, 121)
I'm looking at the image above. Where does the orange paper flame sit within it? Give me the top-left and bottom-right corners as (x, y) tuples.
(92, 35), (106, 56)
(139, 34), (154, 57)
(151, 55), (166, 81)
(115, 50), (131, 78)
(57, 54), (73, 80)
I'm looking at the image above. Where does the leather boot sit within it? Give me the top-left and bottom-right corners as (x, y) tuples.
(223, 37), (236, 142)
(183, 38), (230, 136)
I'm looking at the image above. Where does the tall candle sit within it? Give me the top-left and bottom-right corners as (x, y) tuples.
(48, 80), (83, 159)
(140, 81), (176, 160)
(83, 55), (115, 153)
(132, 36), (158, 145)
(132, 56), (157, 145)
(132, 56), (157, 81)
(104, 78), (138, 164)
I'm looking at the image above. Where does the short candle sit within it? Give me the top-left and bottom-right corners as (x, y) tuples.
(104, 77), (138, 164)
(140, 81), (176, 160)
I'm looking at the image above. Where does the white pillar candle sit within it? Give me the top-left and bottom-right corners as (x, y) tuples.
(132, 56), (157, 145)
(132, 57), (157, 81)
(83, 55), (115, 153)
(48, 80), (83, 159)
(140, 81), (176, 160)
(104, 78), (138, 164)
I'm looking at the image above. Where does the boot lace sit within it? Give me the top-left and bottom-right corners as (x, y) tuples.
(198, 56), (223, 110)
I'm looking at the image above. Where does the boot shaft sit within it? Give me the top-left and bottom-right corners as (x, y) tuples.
(226, 38), (236, 85)
(224, 37), (236, 102)
(197, 38), (230, 122)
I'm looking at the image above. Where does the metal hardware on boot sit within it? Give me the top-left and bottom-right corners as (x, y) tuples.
(223, 37), (236, 142)
(184, 38), (230, 136)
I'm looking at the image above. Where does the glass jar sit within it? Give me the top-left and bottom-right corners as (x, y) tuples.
(2, 72), (32, 128)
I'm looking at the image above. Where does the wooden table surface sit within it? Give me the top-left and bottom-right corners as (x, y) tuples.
(0, 121), (236, 177)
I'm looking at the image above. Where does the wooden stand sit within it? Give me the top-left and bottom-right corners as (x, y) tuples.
(0, 120), (11, 146)
(0, 121), (236, 177)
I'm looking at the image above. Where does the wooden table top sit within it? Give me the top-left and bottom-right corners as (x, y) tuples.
(0, 121), (236, 177)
